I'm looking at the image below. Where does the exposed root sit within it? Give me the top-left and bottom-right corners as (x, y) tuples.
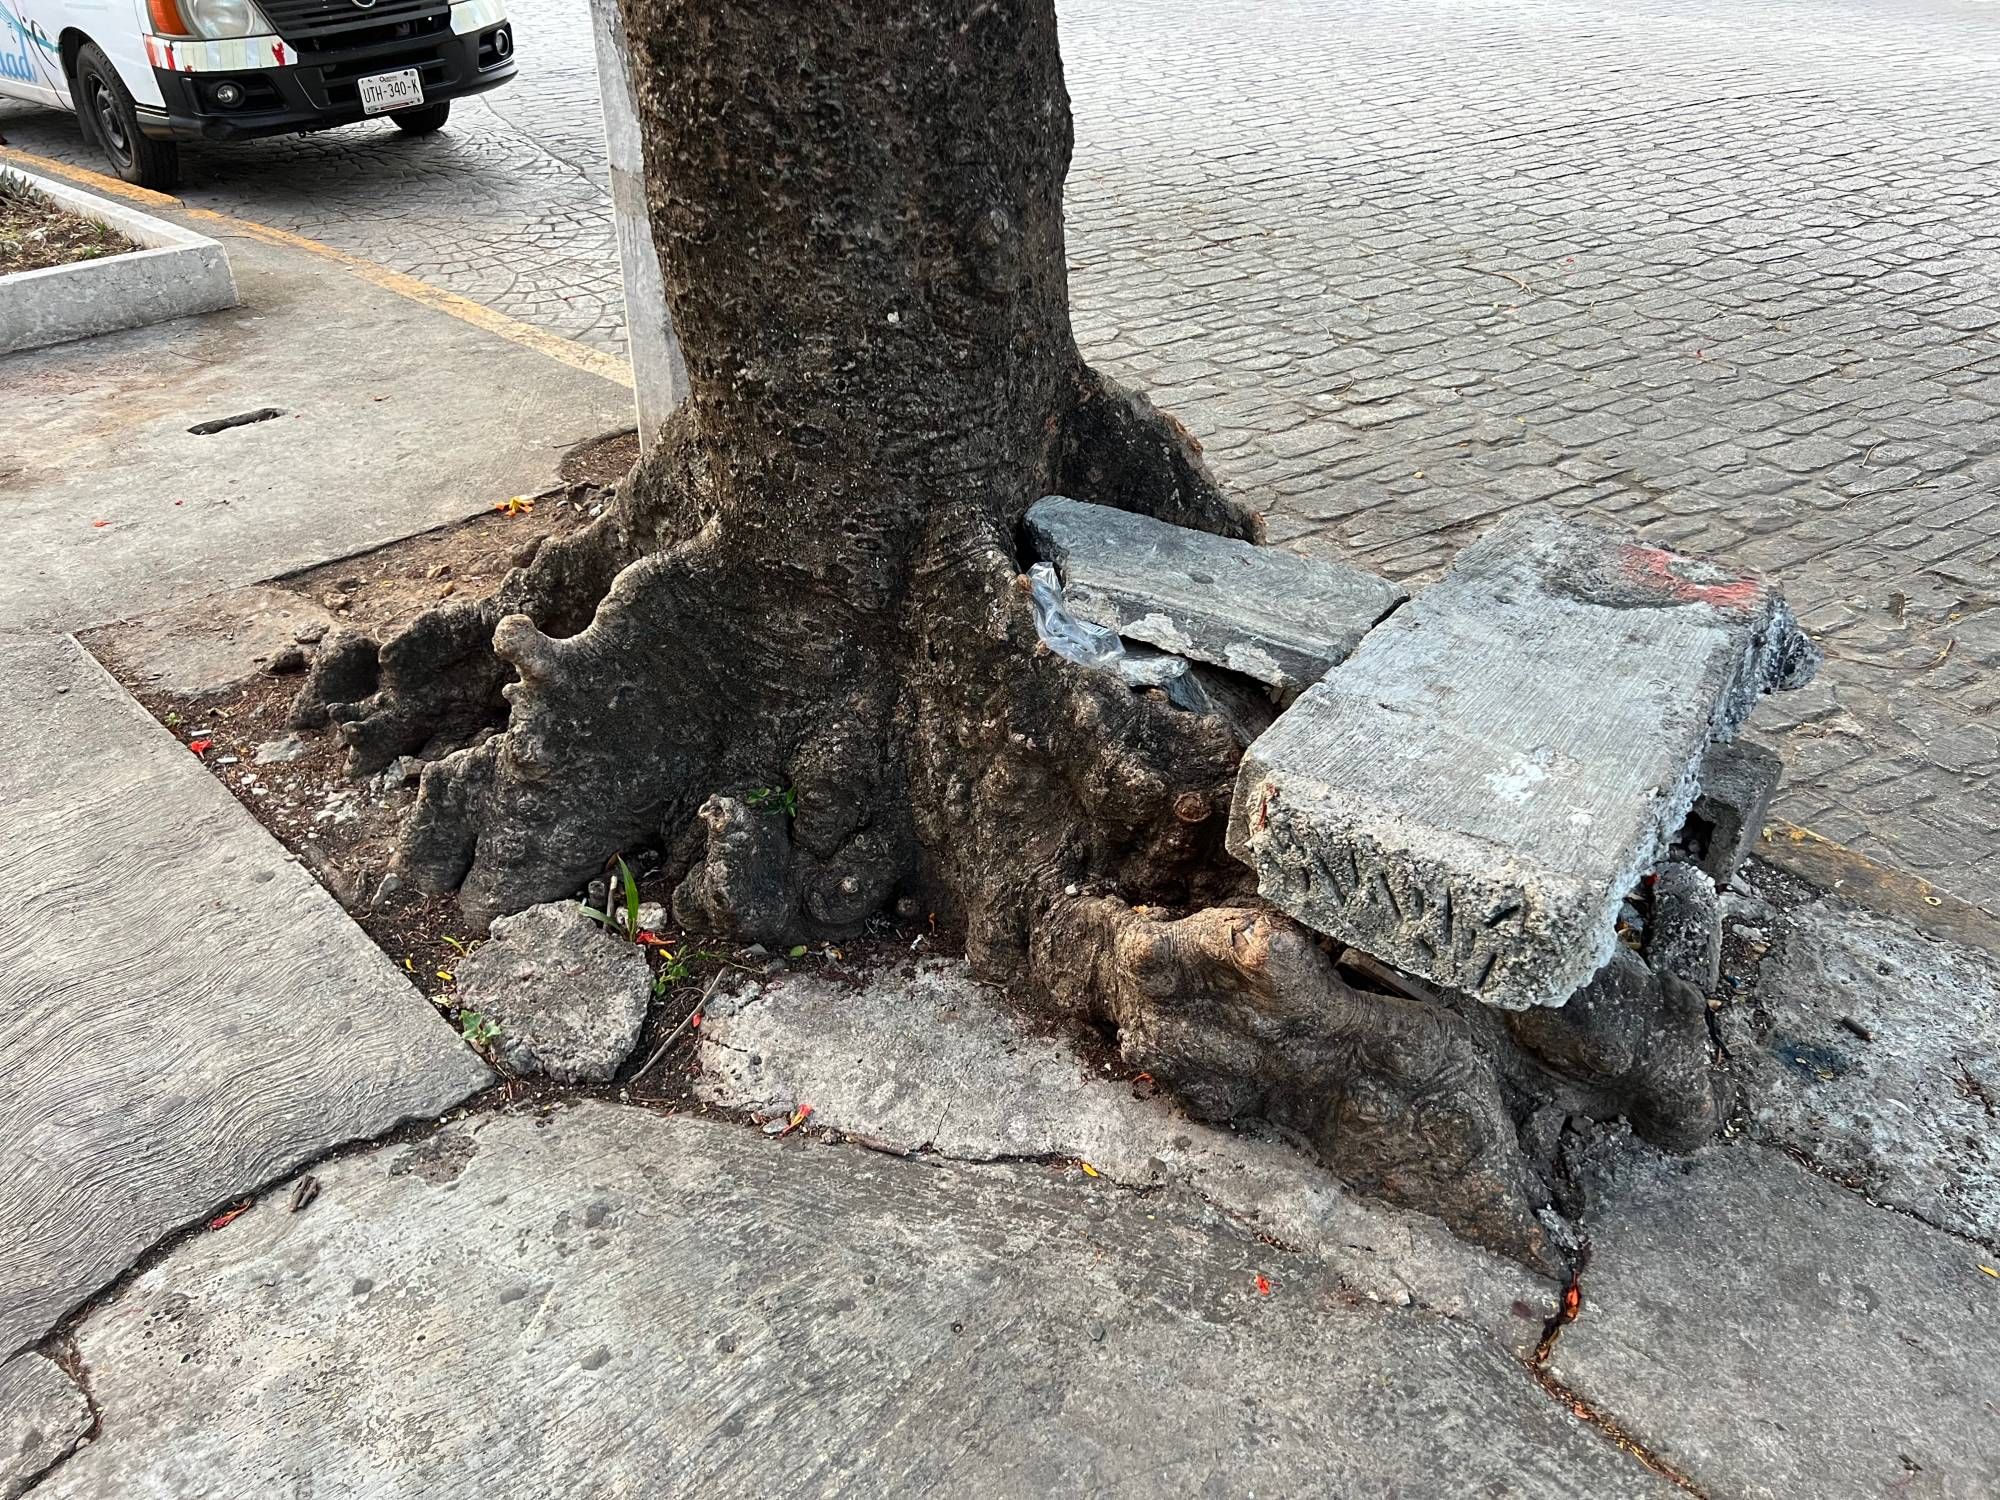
(1033, 897), (1560, 1273)
(1499, 950), (1731, 1153)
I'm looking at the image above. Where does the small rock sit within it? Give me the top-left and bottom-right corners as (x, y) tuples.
(264, 646), (308, 676)
(449, 902), (653, 1083)
(426, 563), (453, 580)
(294, 621), (329, 646)
(326, 593), (352, 612)
(387, 755), (424, 785)
(254, 735), (308, 765)
(619, 901), (668, 935)
(337, 577), (363, 591)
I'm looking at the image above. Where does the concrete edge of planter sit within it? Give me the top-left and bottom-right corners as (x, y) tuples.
(1, 164), (239, 355)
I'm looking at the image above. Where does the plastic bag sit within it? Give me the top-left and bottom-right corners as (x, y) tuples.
(1028, 562), (1210, 712)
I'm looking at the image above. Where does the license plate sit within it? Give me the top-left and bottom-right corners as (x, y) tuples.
(358, 68), (424, 115)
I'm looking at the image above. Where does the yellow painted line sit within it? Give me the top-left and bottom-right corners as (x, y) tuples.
(1, 147), (183, 208)
(1, 145), (632, 389)
(1760, 818), (2000, 957)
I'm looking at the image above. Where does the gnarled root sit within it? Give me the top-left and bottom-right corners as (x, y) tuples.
(1033, 897), (1560, 1273)
(1500, 948), (1730, 1153)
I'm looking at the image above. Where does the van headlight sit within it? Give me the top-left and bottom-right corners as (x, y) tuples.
(181, 0), (272, 39)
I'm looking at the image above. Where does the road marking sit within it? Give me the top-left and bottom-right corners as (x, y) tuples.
(1759, 819), (2000, 957)
(1, 145), (633, 389)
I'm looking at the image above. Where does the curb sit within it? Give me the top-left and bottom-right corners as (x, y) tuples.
(0, 146), (633, 389)
(1, 164), (238, 354)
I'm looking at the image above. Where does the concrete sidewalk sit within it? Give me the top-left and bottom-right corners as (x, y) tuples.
(2, 166), (632, 635)
(1, 186), (626, 1495)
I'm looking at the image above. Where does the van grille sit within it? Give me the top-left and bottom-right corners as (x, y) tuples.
(260, 0), (444, 42)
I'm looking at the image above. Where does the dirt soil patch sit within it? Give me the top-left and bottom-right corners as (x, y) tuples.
(90, 432), (933, 1103)
(1, 174), (137, 276)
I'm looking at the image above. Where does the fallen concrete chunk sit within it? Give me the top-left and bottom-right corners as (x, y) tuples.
(1027, 495), (1407, 692)
(450, 902), (652, 1083)
(1228, 510), (1818, 1010)
(1684, 736), (1781, 886)
(1, 1353), (90, 1498)
(697, 958), (1552, 1352)
(44, 1106), (1675, 1499)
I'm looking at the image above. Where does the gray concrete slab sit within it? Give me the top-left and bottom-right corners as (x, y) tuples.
(1552, 1144), (2000, 1500)
(1722, 898), (2000, 1247)
(1228, 509), (1817, 1009)
(0, 1354), (89, 1498)
(1027, 495), (1406, 691)
(2, 216), (630, 635)
(44, 1104), (1674, 1499)
(0, 636), (490, 1356)
(698, 959), (1552, 1352)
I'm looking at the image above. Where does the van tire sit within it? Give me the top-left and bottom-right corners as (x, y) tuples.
(75, 42), (181, 191)
(391, 102), (451, 135)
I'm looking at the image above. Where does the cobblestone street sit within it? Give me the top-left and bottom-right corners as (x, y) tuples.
(6, 0), (1997, 905)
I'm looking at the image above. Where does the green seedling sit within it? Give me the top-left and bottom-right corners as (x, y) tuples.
(746, 786), (798, 818)
(458, 1010), (500, 1049)
(578, 855), (644, 943)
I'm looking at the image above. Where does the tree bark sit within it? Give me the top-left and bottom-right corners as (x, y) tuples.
(297, 0), (1727, 1274)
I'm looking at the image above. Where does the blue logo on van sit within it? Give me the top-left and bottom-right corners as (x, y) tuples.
(1, 7), (59, 85)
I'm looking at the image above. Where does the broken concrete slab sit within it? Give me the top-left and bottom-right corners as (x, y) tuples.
(1685, 735), (1782, 886)
(45, 1105), (1675, 1498)
(698, 958), (1553, 1351)
(1552, 1143), (2000, 1499)
(78, 585), (334, 700)
(0, 636), (491, 1355)
(1229, 509), (1819, 1010)
(1721, 897), (2000, 1247)
(450, 902), (653, 1083)
(1, 1354), (90, 1498)
(1027, 495), (1407, 692)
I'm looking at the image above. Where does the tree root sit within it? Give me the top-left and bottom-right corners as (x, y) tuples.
(1056, 363), (1260, 542)
(1033, 897), (1562, 1273)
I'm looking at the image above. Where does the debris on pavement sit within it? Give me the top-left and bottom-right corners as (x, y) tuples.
(1027, 494), (1407, 692)
(1227, 508), (1819, 1010)
(448, 901), (653, 1083)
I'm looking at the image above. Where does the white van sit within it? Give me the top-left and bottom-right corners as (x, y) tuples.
(0, 0), (515, 189)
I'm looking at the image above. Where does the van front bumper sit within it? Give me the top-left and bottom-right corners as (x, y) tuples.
(141, 21), (514, 141)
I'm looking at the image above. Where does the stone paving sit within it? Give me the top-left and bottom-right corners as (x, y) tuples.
(6, 0), (1997, 904)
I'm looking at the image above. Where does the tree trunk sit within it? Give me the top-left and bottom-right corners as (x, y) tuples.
(300, 0), (1726, 1274)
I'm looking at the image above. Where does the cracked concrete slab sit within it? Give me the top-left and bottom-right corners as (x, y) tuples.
(1722, 898), (2000, 1247)
(1551, 1143), (2000, 1499)
(0, 636), (491, 1357)
(1026, 494), (1406, 690)
(0, 1354), (89, 1498)
(697, 958), (1552, 1353)
(44, 1104), (1675, 1498)
(1228, 508), (1818, 1010)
